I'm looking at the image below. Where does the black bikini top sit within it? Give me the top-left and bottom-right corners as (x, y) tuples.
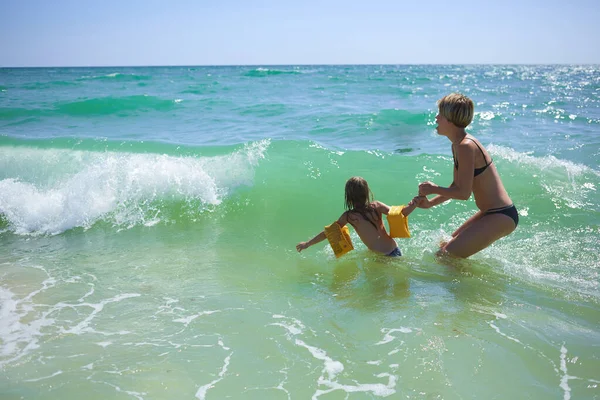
(452, 138), (493, 177)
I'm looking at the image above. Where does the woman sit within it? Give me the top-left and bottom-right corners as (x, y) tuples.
(417, 93), (518, 258)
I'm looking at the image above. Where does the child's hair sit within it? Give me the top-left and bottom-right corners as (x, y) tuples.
(344, 176), (379, 229)
(344, 176), (373, 210)
(437, 93), (474, 128)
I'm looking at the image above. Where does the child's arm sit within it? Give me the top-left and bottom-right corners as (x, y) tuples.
(374, 201), (391, 215)
(374, 198), (420, 217)
(401, 195), (423, 217)
(296, 231), (326, 252)
(296, 212), (348, 253)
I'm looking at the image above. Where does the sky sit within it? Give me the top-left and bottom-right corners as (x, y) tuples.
(1, 0), (599, 67)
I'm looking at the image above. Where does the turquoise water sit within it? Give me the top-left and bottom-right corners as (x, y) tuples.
(1, 65), (599, 399)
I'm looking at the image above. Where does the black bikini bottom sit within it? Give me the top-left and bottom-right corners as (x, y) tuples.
(484, 204), (519, 227)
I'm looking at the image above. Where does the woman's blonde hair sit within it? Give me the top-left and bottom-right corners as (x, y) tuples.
(437, 93), (474, 128)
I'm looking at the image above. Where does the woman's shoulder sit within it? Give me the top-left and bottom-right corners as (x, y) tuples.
(455, 136), (481, 153)
(463, 135), (486, 148)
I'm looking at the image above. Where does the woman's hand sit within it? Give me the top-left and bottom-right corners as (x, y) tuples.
(419, 181), (438, 196)
(413, 195), (433, 209)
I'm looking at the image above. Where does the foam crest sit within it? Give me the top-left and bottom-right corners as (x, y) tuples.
(78, 72), (152, 81)
(488, 145), (597, 177)
(244, 68), (302, 77)
(0, 140), (269, 235)
(488, 144), (599, 209)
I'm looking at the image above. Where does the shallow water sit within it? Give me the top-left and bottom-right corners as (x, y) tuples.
(1, 65), (599, 399)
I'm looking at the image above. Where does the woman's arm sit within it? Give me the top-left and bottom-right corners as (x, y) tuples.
(416, 194), (451, 209)
(419, 143), (475, 201)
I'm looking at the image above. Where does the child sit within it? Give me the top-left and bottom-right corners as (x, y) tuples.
(296, 176), (420, 257)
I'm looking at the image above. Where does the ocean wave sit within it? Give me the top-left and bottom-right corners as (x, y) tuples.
(77, 72), (152, 82)
(0, 107), (45, 119)
(180, 83), (220, 95)
(0, 140), (270, 235)
(244, 68), (303, 77)
(489, 144), (599, 177)
(56, 95), (177, 116)
(310, 109), (433, 133)
(489, 144), (599, 212)
(236, 103), (288, 117)
(20, 81), (80, 90)
(0, 95), (179, 119)
(372, 109), (432, 126)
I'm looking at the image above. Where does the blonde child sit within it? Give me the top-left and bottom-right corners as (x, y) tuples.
(296, 176), (420, 257)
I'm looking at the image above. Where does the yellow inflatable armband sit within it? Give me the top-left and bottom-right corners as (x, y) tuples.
(324, 222), (354, 258)
(387, 205), (411, 238)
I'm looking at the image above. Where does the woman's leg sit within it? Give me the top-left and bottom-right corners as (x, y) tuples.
(451, 210), (485, 238)
(440, 212), (517, 258)
(439, 210), (484, 248)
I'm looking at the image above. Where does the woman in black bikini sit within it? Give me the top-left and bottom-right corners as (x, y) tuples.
(416, 93), (518, 258)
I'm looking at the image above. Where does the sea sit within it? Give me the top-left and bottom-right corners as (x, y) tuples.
(0, 65), (599, 399)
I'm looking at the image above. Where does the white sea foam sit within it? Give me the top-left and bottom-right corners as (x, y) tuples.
(488, 145), (599, 210)
(0, 271), (59, 367)
(478, 111), (496, 121)
(0, 140), (269, 235)
(196, 353), (232, 400)
(376, 327), (413, 345)
(270, 314), (305, 337)
(488, 144), (597, 177)
(270, 315), (397, 398)
(312, 374), (397, 398)
(296, 339), (344, 380)
(559, 345), (577, 400)
(488, 321), (522, 344)
(91, 380), (146, 400)
(173, 310), (220, 327)
(23, 370), (63, 382)
(59, 293), (141, 335)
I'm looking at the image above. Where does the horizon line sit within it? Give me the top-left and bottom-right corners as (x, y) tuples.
(1, 62), (599, 69)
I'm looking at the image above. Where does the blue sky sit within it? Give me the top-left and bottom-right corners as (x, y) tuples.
(1, 0), (598, 66)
